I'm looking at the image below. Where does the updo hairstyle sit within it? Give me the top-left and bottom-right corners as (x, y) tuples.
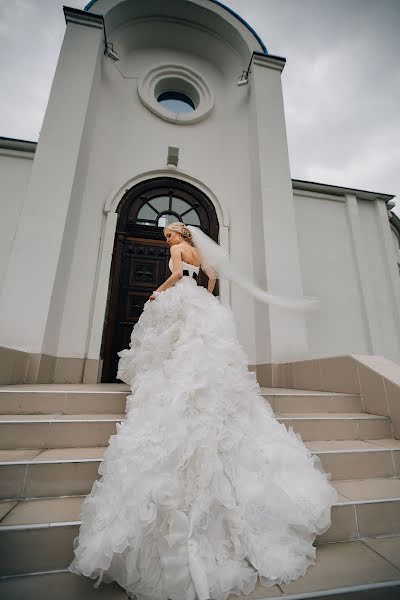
(163, 222), (194, 247)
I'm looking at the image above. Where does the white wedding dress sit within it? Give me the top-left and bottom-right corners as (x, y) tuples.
(69, 259), (337, 600)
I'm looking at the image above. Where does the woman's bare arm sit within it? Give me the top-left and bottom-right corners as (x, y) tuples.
(149, 246), (183, 300)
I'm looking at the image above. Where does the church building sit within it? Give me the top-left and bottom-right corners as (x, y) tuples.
(2, 4), (400, 596)
(1, 0), (400, 385)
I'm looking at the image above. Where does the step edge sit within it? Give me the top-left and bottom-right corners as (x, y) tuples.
(0, 458), (103, 465)
(315, 448), (399, 454)
(333, 496), (400, 506)
(0, 570), (399, 600)
(0, 414), (389, 422)
(0, 520), (81, 531)
(260, 391), (362, 400)
(276, 578), (400, 600)
(0, 568), (71, 581)
(0, 417), (124, 423)
(277, 415), (388, 420)
(2, 498), (400, 530)
(0, 493), (86, 503)
(2, 447), (399, 466)
(0, 390), (128, 395)
(260, 392), (363, 397)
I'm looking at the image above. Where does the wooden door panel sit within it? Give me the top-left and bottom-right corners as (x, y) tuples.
(127, 258), (161, 288)
(124, 290), (152, 322)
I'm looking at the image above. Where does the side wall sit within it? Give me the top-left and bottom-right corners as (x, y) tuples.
(0, 150), (34, 287)
(256, 354), (400, 439)
(293, 190), (400, 363)
(359, 200), (400, 360)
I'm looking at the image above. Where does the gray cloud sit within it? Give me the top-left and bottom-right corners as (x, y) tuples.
(225, 0), (400, 212)
(0, 0), (399, 213)
(0, 0), (84, 139)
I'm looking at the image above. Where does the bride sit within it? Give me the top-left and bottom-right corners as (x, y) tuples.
(69, 222), (336, 600)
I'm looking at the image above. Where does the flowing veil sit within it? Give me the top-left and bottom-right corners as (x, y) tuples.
(187, 225), (319, 311)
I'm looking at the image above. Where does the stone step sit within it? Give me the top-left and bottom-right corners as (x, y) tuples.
(260, 388), (364, 413)
(1, 477), (400, 574)
(321, 477), (400, 542)
(0, 385), (363, 415)
(1, 569), (400, 600)
(2, 440), (400, 501)
(307, 439), (400, 480)
(0, 449), (102, 500)
(0, 571), (130, 600)
(278, 537), (400, 598)
(0, 384), (129, 415)
(0, 412), (392, 450)
(0, 414), (123, 450)
(277, 413), (393, 441)
(0, 504), (399, 599)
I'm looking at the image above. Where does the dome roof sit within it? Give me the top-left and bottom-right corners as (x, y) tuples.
(84, 0), (268, 54)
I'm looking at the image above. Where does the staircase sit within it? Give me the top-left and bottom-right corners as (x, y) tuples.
(0, 384), (400, 599)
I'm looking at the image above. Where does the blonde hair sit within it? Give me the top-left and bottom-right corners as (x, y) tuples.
(163, 222), (194, 246)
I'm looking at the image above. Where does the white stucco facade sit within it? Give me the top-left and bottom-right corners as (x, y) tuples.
(0, 140), (35, 289)
(292, 183), (400, 361)
(0, 0), (399, 383)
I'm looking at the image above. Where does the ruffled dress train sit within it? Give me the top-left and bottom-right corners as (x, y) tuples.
(69, 271), (337, 600)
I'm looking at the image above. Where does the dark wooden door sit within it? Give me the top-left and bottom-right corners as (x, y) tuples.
(101, 177), (219, 382)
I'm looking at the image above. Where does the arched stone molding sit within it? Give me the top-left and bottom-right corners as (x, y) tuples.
(85, 0), (267, 58)
(86, 169), (230, 370)
(104, 168), (229, 225)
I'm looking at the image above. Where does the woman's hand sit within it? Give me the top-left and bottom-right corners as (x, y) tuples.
(149, 291), (161, 301)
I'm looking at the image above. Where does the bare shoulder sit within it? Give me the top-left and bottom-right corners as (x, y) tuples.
(170, 244), (182, 256)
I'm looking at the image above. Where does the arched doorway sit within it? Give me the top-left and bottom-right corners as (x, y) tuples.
(101, 177), (219, 382)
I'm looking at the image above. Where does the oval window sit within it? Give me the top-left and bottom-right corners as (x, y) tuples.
(157, 91), (196, 114)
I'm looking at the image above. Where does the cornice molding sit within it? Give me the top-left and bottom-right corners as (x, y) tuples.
(252, 52), (286, 72)
(63, 6), (104, 29)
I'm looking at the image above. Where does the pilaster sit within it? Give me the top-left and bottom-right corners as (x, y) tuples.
(249, 53), (309, 362)
(0, 9), (104, 355)
(345, 193), (381, 353)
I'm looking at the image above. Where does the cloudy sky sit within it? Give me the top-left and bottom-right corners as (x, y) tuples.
(1, 0), (399, 212)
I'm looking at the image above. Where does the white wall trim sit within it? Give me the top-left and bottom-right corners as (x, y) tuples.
(293, 189), (346, 204)
(103, 167), (230, 226)
(0, 149), (35, 160)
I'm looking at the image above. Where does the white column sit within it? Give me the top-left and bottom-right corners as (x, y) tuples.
(249, 54), (308, 362)
(345, 193), (381, 352)
(86, 210), (118, 362)
(0, 9), (104, 354)
(375, 199), (400, 337)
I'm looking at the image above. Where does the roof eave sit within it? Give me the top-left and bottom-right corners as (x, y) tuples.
(0, 136), (37, 154)
(292, 178), (395, 202)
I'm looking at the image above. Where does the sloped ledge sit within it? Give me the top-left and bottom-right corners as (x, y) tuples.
(256, 355), (400, 437)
